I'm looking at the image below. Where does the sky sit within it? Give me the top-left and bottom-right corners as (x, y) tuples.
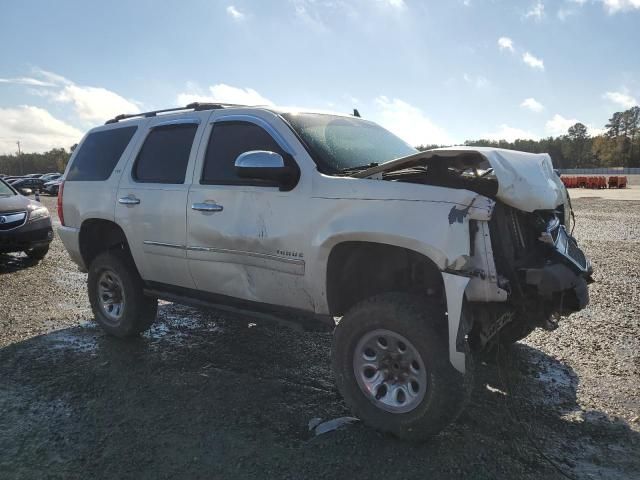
(0, 0), (639, 154)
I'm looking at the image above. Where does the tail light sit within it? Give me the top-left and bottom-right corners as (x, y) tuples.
(57, 181), (65, 226)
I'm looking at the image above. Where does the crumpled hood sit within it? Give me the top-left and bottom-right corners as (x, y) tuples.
(353, 146), (565, 212)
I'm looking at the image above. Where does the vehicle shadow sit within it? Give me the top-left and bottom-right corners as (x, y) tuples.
(0, 252), (40, 274)
(0, 303), (637, 480)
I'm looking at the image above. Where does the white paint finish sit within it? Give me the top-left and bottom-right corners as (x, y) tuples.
(466, 196), (495, 221)
(60, 118), (148, 229)
(465, 220), (508, 302)
(185, 110), (316, 310)
(442, 272), (470, 373)
(56, 226), (85, 270)
(114, 111), (211, 288)
(305, 174), (487, 314)
(60, 106), (565, 375)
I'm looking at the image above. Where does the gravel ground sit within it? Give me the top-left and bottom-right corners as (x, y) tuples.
(0, 196), (638, 480)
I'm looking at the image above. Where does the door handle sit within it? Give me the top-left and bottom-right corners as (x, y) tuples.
(118, 196), (140, 205)
(192, 202), (223, 212)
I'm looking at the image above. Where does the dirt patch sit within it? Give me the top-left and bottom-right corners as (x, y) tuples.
(0, 196), (638, 479)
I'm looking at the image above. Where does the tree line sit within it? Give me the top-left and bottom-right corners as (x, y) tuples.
(419, 106), (640, 170)
(0, 145), (76, 176)
(1, 106), (639, 175)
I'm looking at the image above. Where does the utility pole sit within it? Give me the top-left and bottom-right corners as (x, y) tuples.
(16, 141), (23, 175)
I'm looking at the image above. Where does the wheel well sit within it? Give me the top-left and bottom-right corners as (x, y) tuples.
(79, 219), (131, 268)
(326, 241), (444, 316)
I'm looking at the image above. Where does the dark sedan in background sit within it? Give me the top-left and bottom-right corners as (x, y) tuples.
(8, 177), (46, 193)
(0, 179), (53, 260)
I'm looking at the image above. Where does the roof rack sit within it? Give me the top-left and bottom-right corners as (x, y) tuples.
(104, 102), (248, 125)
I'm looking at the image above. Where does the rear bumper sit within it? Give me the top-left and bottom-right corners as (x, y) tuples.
(0, 218), (53, 253)
(57, 225), (86, 271)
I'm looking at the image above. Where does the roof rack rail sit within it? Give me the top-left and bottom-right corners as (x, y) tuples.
(104, 102), (248, 125)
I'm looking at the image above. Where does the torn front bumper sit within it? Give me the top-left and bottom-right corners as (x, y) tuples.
(526, 217), (592, 314)
(523, 263), (590, 312)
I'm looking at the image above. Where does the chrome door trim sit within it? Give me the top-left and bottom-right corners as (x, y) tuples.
(186, 245), (305, 266)
(118, 196), (141, 205)
(143, 240), (186, 250)
(191, 202), (224, 212)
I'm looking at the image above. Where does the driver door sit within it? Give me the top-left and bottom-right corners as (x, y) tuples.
(186, 114), (313, 311)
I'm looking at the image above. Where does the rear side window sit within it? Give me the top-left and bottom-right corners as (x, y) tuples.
(202, 121), (288, 184)
(133, 124), (198, 184)
(66, 126), (137, 181)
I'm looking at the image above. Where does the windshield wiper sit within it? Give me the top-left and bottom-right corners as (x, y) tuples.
(338, 163), (379, 176)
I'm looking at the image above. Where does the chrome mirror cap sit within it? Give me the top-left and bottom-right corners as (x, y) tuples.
(235, 150), (284, 169)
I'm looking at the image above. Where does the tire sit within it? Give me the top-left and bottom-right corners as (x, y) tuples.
(332, 293), (473, 441)
(88, 250), (157, 337)
(25, 245), (49, 261)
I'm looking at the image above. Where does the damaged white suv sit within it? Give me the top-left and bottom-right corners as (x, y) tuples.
(58, 103), (592, 440)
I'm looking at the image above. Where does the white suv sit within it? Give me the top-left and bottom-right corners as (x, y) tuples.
(58, 102), (592, 440)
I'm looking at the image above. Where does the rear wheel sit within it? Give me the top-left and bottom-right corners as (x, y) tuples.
(332, 293), (473, 441)
(25, 245), (49, 261)
(88, 250), (157, 337)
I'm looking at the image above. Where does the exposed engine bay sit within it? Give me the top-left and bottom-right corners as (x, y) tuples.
(382, 154), (500, 199)
(357, 147), (593, 352)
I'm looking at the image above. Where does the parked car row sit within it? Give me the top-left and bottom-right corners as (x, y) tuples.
(0, 172), (63, 195)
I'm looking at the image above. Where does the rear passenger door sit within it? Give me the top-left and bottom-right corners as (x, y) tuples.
(116, 114), (210, 288)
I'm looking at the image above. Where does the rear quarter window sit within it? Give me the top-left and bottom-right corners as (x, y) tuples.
(66, 126), (137, 181)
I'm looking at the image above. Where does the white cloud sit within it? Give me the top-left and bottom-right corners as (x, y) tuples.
(0, 105), (82, 154)
(525, 1), (545, 20)
(482, 124), (538, 141)
(378, 0), (406, 8)
(601, 0), (640, 14)
(226, 5), (245, 20)
(177, 83), (274, 106)
(498, 36), (514, 52)
(0, 77), (56, 87)
(521, 97), (545, 112)
(372, 96), (452, 146)
(557, 8), (575, 20)
(603, 90), (638, 108)
(53, 84), (140, 123)
(522, 51), (545, 70)
(546, 114), (605, 137)
(32, 68), (73, 86)
(463, 73), (490, 89)
(290, 0), (329, 32)
(6, 68), (140, 124)
(546, 114), (579, 136)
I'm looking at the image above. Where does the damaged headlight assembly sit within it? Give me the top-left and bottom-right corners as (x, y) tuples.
(538, 214), (590, 273)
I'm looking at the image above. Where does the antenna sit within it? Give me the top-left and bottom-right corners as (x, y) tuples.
(353, 109), (361, 118)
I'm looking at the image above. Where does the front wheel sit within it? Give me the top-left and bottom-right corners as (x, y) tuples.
(88, 250), (157, 337)
(332, 293), (473, 441)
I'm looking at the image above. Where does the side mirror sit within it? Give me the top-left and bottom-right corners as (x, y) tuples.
(19, 188), (33, 196)
(235, 150), (294, 185)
